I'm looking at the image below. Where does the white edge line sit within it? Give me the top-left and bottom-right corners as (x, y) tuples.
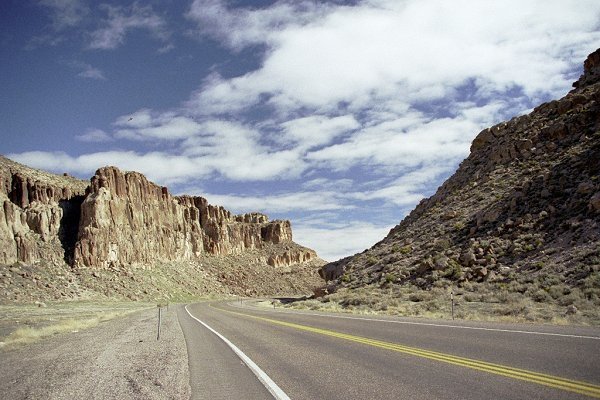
(184, 305), (291, 400)
(231, 302), (600, 341)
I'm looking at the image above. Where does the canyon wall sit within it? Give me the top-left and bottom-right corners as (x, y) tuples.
(0, 159), (316, 270)
(73, 166), (297, 268)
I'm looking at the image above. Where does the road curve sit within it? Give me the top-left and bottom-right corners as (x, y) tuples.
(179, 300), (600, 400)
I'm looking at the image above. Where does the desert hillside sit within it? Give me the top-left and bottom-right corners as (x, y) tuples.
(312, 49), (600, 324)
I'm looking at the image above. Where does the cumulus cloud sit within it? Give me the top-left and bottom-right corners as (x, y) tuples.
(185, 119), (307, 180)
(195, 190), (354, 214)
(7, 151), (205, 185)
(293, 221), (393, 261)
(187, 0), (600, 115)
(186, 0), (329, 51)
(114, 111), (202, 141)
(75, 128), (112, 142)
(89, 3), (170, 50)
(280, 115), (360, 150)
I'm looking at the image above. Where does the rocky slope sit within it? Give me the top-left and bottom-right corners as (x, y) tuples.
(0, 158), (323, 302)
(316, 49), (600, 323)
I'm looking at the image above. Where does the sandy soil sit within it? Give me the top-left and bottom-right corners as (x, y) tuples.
(0, 305), (190, 399)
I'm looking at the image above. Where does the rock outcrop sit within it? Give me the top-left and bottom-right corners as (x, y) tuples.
(0, 157), (324, 302)
(318, 49), (600, 302)
(0, 159), (319, 272)
(0, 157), (87, 265)
(74, 166), (301, 268)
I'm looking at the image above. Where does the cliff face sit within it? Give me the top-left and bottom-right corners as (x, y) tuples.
(0, 157), (87, 265)
(74, 166), (296, 268)
(319, 49), (600, 298)
(0, 159), (316, 272)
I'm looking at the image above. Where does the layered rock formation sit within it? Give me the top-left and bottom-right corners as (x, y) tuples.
(0, 159), (319, 272)
(74, 166), (300, 268)
(319, 49), (600, 300)
(0, 157), (87, 265)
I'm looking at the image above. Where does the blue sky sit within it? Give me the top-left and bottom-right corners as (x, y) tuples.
(1, 0), (599, 261)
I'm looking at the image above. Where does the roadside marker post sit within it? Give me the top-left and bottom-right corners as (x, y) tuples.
(451, 291), (455, 321)
(157, 305), (162, 341)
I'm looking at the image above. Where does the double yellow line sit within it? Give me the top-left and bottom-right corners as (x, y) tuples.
(213, 304), (600, 398)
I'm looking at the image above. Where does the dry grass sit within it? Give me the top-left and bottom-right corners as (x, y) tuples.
(0, 301), (150, 349)
(286, 283), (600, 326)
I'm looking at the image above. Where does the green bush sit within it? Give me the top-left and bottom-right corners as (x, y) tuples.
(366, 256), (378, 266)
(443, 260), (462, 280)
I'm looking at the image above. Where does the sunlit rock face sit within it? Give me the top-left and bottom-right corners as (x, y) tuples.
(0, 159), (317, 270)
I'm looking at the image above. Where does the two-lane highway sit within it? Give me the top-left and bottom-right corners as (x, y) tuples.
(178, 301), (600, 399)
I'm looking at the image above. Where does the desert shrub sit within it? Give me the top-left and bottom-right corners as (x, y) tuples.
(442, 260), (462, 280)
(548, 284), (570, 299)
(400, 245), (412, 254)
(409, 291), (429, 302)
(537, 274), (560, 288)
(583, 272), (600, 289)
(583, 287), (600, 304)
(557, 290), (583, 307)
(366, 256), (378, 266)
(463, 292), (479, 302)
(494, 303), (528, 316)
(425, 299), (441, 311)
(530, 289), (551, 303)
(433, 239), (451, 251)
(385, 273), (396, 283)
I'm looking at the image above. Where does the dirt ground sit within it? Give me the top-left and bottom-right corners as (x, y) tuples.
(0, 305), (190, 399)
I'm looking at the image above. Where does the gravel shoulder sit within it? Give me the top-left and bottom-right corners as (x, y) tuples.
(0, 305), (190, 400)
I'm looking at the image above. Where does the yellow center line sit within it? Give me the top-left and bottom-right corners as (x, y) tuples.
(208, 303), (600, 398)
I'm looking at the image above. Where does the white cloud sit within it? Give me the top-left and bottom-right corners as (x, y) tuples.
(294, 221), (393, 261)
(188, 0), (600, 115)
(89, 3), (169, 50)
(195, 190), (354, 214)
(351, 164), (453, 206)
(75, 128), (112, 142)
(39, 0), (89, 31)
(186, 0), (329, 51)
(115, 114), (202, 141)
(307, 110), (486, 172)
(63, 60), (107, 80)
(77, 64), (106, 80)
(302, 177), (354, 191)
(280, 115), (360, 150)
(7, 151), (205, 185)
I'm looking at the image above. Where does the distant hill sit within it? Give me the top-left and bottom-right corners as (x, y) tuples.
(314, 49), (600, 324)
(0, 157), (324, 303)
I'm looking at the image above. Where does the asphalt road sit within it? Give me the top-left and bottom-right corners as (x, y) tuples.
(180, 300), (600, 400)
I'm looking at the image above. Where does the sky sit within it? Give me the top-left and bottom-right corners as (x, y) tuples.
(1, 0), (599, 261)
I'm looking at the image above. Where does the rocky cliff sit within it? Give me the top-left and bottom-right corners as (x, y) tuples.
(73, 166), (299, 268)
(0, 158), (323, 302)
(315, 49), (600, 322)
(0, 157), (87, 265)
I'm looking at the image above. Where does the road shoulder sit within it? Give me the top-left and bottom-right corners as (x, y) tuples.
(0, 305), (190, 400)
